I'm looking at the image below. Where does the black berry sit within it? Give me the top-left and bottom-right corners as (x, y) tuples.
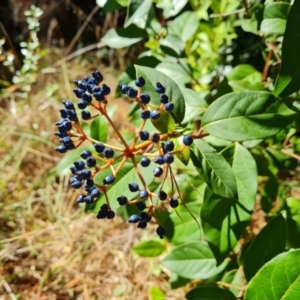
(183, 135), (193, 146)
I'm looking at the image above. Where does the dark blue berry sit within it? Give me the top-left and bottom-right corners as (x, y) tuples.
(103, 175), (115, 185)
(169, 197), (179, 208)
(55, 145), (67, 153)
(118, 84), (128, 94)
(90, 188), (101, 198)
(86, 156), (97, 167)
(81, 110), (91, 120)
(128, 214), (140, 223)
(135, 76), (145, 87)
(183, 135), (193, 146)
(100, 204), (109, 212)
(62, 100), (74, 110)
(107, 210), (115, 219)
(87, 83), (95, 94)
(84, 179), (94, 188)
(139, 131), (149, 141)
(78, 81), (87, 91)
(60, 109), (68, 118)
(128, 183), (139, 192)
(85, 195), (94, 204)
(55, 131), (68, 138)
(77, 100), (88, 109)
(94, 143), (105, 153)
(137, 221), (147, 229)
(139, 212), (151, 222)
(156, 225), (166, 238)
(159, 94), (169, 104)
(153, 167), (163, 177)
(92, 86), (101, 93)
(70, 166), (77, 174)
(93, 91), (105, 101)
(158, 191), (167, 200)
(136, 202), (146, 210)
(150, 110), (160, 120)
(80, 150), (92, 159)
(82, 93), (92, 104)
(71, 180), (82, 189)
(154, 155), (164, 165)
(155, 82), (165, 94)
(62, 120), (72, 131)
(67, 110), (78, 121)
(126, 87), (138, 98)
(151, 133), (160, 143)
(59, 136), (72, 145)
(117, 196), (128, 205)
(76, 194), (86, 203)
(164, 141), (174, 152)
(164, 102), (174, 111)
(92, 71), (103, 83)
(140, 93), (150, 104)
(66, 143), (75, 150)
(74, 160), (85, 170)
(139, 190), (148, 199)
(140, 157), (151, 167)
(73, 88), (85, 98)
(163, 153), (174, 164)
(79, 169), (91, 179)
(141, 110), (150, 119)
(102, 84), (111, 95)
(97, 210), (107, 219)
(103, 148), (114, 158)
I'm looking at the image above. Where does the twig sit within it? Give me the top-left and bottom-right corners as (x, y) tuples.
(262, 49), (273, 82)
(281, 149), (300, 161)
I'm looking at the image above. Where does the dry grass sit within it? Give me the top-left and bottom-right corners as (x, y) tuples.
(0, 56), (185, 300)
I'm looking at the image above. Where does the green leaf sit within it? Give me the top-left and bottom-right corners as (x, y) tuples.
(260, 3), (291, 34)
(124, 0), (152, 29)
(226, 64), (264, 91)
(168, 11), (199, 42)
(149, 286), (165, 300)
(156, 62), (191, 87)
(156, 0), (188, 18)
(159, 35), (184, 57)
(161, 241), (227, 279)
(186, 286), (236, 300)
(274, 0), (300, 96)
(181, 89), (208, 124)
(260, 168), (278, 213)
(244, 214), (287, 281)
(192, 139), (238, 199)
(150, 108), (175, 133)
(245, 249), (300, 300)
(202, 91), (297, 141)
(201, 187), (237, 263)
(133, 240), (165, 257)
(101, 24), (146, 48)
(135, 65), (186, 123)
(90, 116), (107, 143)
(286, 197), (300, 248)
(231, 143), (257, 212)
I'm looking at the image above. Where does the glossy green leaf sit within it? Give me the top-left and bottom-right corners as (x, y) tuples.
(186, 286), (236, 300)
(274, 0), (300, 96)
(156, 62), (190, 87)
(202, 91), (297, 141)
(124, 0), (152, 29)
(182, 89), (208, 123)
(156, 0), (188, 18)
(161, 241), (227, 279)
(133, 240), (165, 257)
(168, 11), (199, 42)
(90, 116), (107, 143)
(192, 139), (238, 199)
(101, 24), (146, 48)
(244, 214), (286, 281)
(226, 64), (264, 91)
(135, 65), (185, 123)
(149, 286), (165, 300)
(260, 3), (290, 34)
(201, 187), (236, 263)
(150, 107), (175, 133)
(245, 249), (300, 300)
(159, 35), (184, 57)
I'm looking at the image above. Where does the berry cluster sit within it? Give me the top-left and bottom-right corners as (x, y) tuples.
(55, 71), (194, 239)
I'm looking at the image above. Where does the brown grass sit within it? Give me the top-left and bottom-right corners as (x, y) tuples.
(0, 56), (185, 300)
